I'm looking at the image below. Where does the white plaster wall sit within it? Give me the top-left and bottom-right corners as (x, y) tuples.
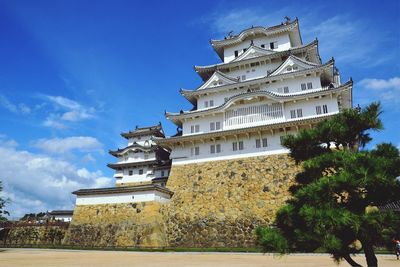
(118, 151), (156, 163)
(170, 131), (294, 164)
(182, 100), (339, 136)
(155, 168), (169, 177)
(196, 75), (322, 108)
(127, 135), (154, 146)
(115, 165), (155, 185)
(182, 113), (224, 135)
(284, 97), (339, 119)
(75, 191), (171, 205)
(224, 34), (291, 63)
(53, 215), (72, 222)
(226, 62), (281, 81)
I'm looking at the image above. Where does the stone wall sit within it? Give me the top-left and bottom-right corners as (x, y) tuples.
(62, 154), (299, 248)
(3, 224), (68, 245)
(63, 201), (167, 247)
(162, 154), (300, 247)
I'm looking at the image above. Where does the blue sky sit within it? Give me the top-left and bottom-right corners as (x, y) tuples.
(0, 0), (399, 218)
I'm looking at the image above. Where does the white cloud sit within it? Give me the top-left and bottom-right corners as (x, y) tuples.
(43, 114), (67, 129)
(357, 77), (400, 104)
(358, 77), (400, 91)
(42, 95), (96, 128)
(0, 95), (31, 114)
(0, 137), (112, 219)
(32, 136), (103, 154)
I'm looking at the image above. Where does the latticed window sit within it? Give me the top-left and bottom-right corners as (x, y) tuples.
(323, 104), (328, 113)
(297, 109), (303, 118)
(316, 106), (322, 115)
(262, 138), (268, 147)
(216, 144), (221, 153)
(232, 142), (238, 151)
(238, 141), (244, 150)
(284, 86), (289, 93)
(191, 147), (200, 156)
(210, 145), (215, 154)
(255, 139), (261, 148)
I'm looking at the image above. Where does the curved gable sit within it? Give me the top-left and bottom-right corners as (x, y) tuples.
(197, 71), (239, 90)
(231, 46), (275, 62)
(269, 55), (319, 76)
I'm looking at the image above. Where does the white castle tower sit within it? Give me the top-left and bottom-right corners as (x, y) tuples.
(159, 18), (352, 164)
(108, 123), (171, 187)
(73, 124), (172, 205)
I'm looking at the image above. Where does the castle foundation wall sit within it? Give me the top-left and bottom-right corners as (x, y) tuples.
(63, 201), (168, 247)
(162, 153), (300, 247)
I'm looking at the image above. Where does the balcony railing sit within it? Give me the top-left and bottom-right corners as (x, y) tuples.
(224, 103), (283, 128)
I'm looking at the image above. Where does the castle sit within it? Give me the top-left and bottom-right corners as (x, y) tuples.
(64, 18), (352, 247)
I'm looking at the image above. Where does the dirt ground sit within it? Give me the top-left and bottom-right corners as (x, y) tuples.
(0, 248), (397, 267)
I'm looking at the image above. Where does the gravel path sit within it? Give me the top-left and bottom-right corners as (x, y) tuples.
(0, 248), (397, 267)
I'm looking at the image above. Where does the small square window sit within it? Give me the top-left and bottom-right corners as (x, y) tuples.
(323, 104), (328, 114)
(255, 139), (261, 148)
(307, 82), (313, 89)
(128, 170), (133, 176)
(204, 101), (209, 108)
(210, 122), (215, 131)
(232, 142), (238, 151)
(195, 125), (200, 132)
(297, 109), (303, 118)
(209, 100), (214, 107)
(290, 110), (296, 119)
(316, 106), (322, 115)
(238, 141), (244, 150)
(139, 169), (143, 175)
(262, 138), (268, 147)
(241, 75), (246, 81)
(210, 145), (215, 154)
(261, 44), (265, 48)
(234, 50), (238, 57)
(216, 144), (221, 153)
(191, 147), (200, 156)
(161, 170), (165, 177)
(215, 121), (221, 130)
(284, 86), (289, 93)
(301, 83), (306, 90)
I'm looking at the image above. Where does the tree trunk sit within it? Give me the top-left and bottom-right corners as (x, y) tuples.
(363, 240), (378, 267)
(343, 253), (363, 267)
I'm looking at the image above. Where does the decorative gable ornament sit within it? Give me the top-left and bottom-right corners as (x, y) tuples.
(269, 55), (320, 76)
(197, 71), (239, 90)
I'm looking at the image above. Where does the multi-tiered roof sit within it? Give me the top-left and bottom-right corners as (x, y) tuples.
(159, 18), (352, 149)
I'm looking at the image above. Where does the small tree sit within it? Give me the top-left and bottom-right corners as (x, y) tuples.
(0, 181), (9, 221)
(256, 103), (400, 266)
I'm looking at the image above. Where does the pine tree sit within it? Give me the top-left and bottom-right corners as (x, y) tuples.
(256, 103), (400, 266)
